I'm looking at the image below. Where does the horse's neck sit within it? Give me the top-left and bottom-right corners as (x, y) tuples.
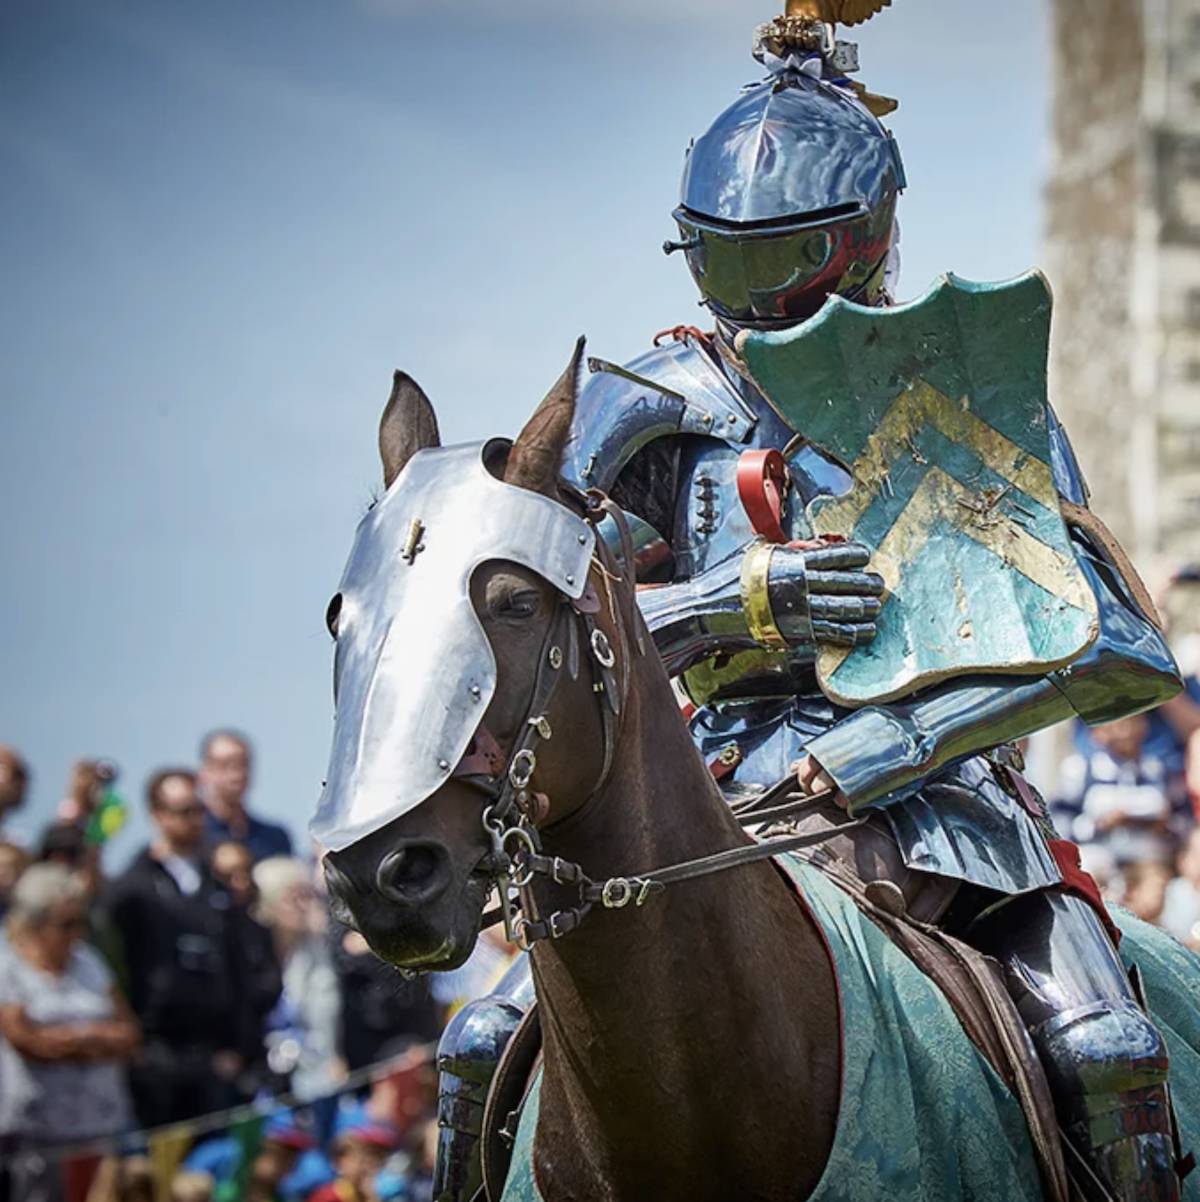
(526, 662), (841, 1201)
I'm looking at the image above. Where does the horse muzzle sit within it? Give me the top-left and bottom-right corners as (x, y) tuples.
(324, 837), (485, 970)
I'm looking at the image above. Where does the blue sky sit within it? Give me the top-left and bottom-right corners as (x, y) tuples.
(0, 0), (1047, 861)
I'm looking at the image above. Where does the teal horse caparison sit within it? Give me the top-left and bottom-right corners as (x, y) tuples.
(501, 857), (1200, 1202)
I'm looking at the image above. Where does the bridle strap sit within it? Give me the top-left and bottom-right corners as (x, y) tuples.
(587, 491), (646, 660)
(511, 785), (862, 945)
(480, 598), (579, 829)
(466, 530), (633, 941)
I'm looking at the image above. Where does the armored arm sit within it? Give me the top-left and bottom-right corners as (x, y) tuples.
(804, 418), (1183, 810)
(636, 540), (885, 677)
(567, 337), (887, 672)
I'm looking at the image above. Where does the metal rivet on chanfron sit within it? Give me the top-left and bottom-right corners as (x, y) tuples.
(438, 759), (450, 771)
(566, 574), (575, 586)
(578, 534), (587, 545)
(469, 685), (481, 700)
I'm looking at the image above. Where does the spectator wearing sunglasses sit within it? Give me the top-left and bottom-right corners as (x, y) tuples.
(103, 770), (250, 1126)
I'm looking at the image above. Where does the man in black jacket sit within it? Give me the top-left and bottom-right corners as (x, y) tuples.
(104, 769), (256, 1126)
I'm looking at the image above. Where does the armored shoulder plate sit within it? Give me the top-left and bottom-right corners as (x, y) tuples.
(561, 338), (760, 492)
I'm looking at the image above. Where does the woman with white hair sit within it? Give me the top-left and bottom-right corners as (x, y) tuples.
(0, 863), (140, 1201)
(253, 856), (343, 1100)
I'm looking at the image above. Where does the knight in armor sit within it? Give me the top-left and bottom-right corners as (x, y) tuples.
(436, 10), (1187, 1200)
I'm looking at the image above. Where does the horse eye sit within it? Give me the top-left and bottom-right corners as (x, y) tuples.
(325, 594), (343, 639)
(488, 588), (540, 621)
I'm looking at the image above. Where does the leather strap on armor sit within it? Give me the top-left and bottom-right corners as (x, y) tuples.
(1061, 500), (1164, 632)
(737, 448), (791, 543)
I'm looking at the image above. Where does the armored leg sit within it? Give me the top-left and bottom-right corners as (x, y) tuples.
(968, 891), (1179, 1202)
(434, 954), (535, 1202)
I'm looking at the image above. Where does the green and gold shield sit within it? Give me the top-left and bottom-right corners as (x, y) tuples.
(737, 271), (1099, 707)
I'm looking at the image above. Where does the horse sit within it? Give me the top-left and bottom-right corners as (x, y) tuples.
(317, 343), (1200, 1202)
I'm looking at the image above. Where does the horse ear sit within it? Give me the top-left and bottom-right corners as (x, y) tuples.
(505, 337), (585, 497)
(379, 371), (441, 489)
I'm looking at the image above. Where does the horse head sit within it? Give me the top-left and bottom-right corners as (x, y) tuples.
(317, 341), (634, 970)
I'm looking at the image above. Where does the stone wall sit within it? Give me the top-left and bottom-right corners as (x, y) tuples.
(1045, 0), (1200, 574)
(1043, 0), (1145, 549)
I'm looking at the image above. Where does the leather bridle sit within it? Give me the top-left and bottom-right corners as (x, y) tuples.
(455, 490), (862, 950)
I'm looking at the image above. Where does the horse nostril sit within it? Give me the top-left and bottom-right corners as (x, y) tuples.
(322, 859), (360, 928)
(375, 840), (450, 906)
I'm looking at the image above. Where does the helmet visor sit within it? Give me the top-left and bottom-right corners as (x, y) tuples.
(673, 204), (892, 325)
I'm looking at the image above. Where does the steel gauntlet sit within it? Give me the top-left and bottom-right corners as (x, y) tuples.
(741, 540), (884, 649)
(639, 540), (884, 676)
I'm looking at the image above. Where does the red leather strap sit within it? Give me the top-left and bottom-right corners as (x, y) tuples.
(653, 324), (714, 349)
(707, 744), (743, 781)
(737, 449), (790, 544)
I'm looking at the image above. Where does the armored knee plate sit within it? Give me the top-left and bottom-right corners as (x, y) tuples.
(434, 956), (534, 1202)
(1033, 1000), (1178, 1201)
(970, 891), (1181, 1202)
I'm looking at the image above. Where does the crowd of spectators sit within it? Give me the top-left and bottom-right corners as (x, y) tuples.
(0, 731), (507, 1202)
(1046, 620), (1200, 949)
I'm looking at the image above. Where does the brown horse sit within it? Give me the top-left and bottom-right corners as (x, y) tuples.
(318, 346), (1200, 1202)
(321, 343), (842, 1200)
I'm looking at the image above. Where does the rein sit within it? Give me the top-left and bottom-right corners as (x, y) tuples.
(464, 493), (862, 949)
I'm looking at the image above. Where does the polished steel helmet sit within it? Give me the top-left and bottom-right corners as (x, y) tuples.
(670, 69), (905, 326)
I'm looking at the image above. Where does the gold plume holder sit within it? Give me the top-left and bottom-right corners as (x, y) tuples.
(755, 0), (898, 117)
(757, 12), (828, 58)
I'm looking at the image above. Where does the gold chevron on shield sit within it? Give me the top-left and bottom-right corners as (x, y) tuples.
(813, 378), (1095, 680)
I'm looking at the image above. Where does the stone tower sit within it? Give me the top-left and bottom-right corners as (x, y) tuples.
(1045, 0), (1200, 578)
